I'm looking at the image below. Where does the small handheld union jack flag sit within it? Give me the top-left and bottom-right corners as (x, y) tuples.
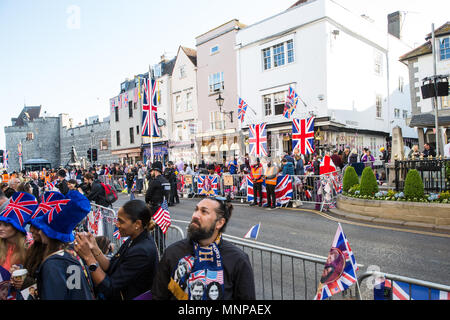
(113, 226), (121, 239)
(237, 98), (248, 123)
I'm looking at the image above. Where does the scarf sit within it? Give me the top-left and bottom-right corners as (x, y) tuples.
(168, 234), (224, 300)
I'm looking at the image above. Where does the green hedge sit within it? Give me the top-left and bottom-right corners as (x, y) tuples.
(343, 166), (359, 193)
(359, 167), (378, 196)
(404, 169), (424, 199)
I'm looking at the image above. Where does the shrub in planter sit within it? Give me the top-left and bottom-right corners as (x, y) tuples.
(359, 167), (379, 196)
(403, 169), (424, 200)
(343, 166), (359, 193)
(348, 184), (360, 195)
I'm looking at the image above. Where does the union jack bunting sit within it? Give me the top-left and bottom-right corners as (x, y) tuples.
(1, 193), (38, 226)
(141, 78), (161, 137)
(283, 87), (299, 119)
(33, 192), (70, 219)
(248, 123), (268, 157)
(237, 98), (248, 123)
(292, 117), (315, 155)
(153, 199), (171, 234)
(315, 223), (358, 300)
(197, 175), (219, 196)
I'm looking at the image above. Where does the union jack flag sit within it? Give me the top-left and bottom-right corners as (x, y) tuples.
(141, 78), (160, 137)
(249, 123), (268, 157)
(1, 193), (38, 226)
(153, 199), (171, 234)
(237, 98), (248, 123)
(247, 175), (293, 207)
(3, 150), (8, 168)
(283, 87), (299, 119)
(45, 180), (58, 191)
(33, 191), (70, 219)
(315, 223), (358, 300)
(292, 117), (315, 155)
(197, 175), (219, 196)
(189, 270), (206, 284)
(113, 226), (121, 239)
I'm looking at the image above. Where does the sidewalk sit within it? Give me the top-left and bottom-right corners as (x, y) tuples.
(328, 207), (450, 234)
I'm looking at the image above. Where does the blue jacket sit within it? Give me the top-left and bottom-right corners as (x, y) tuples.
(96, 230), (159, 300)
(295, 158), (304, 175)
(282, 162), (295, 175)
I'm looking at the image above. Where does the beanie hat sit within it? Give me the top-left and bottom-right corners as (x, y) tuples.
(31, 191), (70, 220)
(31, 190), (91, 243)
(0, 192), (38, 234)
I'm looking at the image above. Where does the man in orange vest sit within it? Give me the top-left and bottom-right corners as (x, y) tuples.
(250, 158), (263, 207)
(2, 170), (9, 184)
(264, 158), (278, 210)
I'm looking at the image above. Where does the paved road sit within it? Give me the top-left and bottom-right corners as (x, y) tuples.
(114, 193), (450, 295)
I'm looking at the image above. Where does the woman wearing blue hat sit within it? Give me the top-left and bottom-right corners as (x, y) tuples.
(0, 192), (38, 273)
(74, 199), (159, 300)
(31, 190), (95, 300)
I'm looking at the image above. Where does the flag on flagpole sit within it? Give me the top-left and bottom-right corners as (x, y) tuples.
(283, 87), (299, 119)
(141, 78), (161, 137)
(153, 199), (171, 234)
(314, 223), (358, 300)
(244, 223), (261, 240)
(237, 98), (248, 123)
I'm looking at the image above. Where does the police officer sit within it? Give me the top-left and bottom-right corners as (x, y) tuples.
(145, 161), (171, 256)
(163, 161), (178, 206)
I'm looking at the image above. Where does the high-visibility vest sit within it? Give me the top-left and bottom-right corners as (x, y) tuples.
(2, 174), (9, 183)
(264, 166), (278, 185)
(251, 165), (263, 183)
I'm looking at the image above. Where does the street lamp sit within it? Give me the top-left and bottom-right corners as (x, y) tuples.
(216, 94), (233, 123)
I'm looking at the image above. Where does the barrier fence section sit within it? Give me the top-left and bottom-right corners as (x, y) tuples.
(177, 172), (343, 211)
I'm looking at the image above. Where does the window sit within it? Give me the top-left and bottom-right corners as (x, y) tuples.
(177, 124), (183, 141)
(100, 139), (108, 150)
(129, 127), (134, 144)
(210, 111), (224, 131)
(179, 65), (186, 78)
(114, 107), (119, 122)
(154, 64), (162, 78)
(186, 92), (192, 111)
(274, 92), (286, 115)
(376, 95), (383, 118)
(440, 38), (450, 60)
(394, 108), (400, 118)
(441, 94), (450, 109)
(116, 130), (120, 146)
(175, 95), (181, 112)
(261, 39), (294, 70)
(374, 51), (383, 76)
(128, 101), (133, 118)
(399, 76), (404, 93)
(208, 72), (224, 93)
(403, 110), (408, 119)
(264, 96), (272, 116)
(136, 125), (140, 135)
(210, 45), (219, 55)
(263, 48), (271, 70)
(26, 132), (34, 141)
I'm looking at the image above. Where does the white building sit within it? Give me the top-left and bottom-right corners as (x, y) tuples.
(400, 21), (450, 153)
(236, 0), (417, 159)
(169, 46), (199, 165)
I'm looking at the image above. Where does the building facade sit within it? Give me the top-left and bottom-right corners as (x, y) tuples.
(236, 0), (417, 160)
(195, 19), (246, 165)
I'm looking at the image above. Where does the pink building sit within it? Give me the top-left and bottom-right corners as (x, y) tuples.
(195, 19), (246, 165)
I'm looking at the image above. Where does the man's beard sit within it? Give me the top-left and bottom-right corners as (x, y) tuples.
(187, 218), (216, 242)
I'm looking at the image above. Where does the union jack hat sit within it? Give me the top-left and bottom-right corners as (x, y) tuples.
(31, 191), (70, 220)
(31, 190), (91, 243)
(0, 192), (38, 234)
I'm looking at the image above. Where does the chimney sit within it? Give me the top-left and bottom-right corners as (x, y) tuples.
(387, 11), (402, 39)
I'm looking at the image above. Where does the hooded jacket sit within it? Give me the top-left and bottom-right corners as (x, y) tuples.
(282, 161), (295, 175)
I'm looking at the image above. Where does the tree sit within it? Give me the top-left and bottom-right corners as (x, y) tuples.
(343, 166), (359, 192)
(359, 167), (378, 196)
(403, 169), (424, 199)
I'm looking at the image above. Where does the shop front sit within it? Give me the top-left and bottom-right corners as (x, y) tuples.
(196, 129), (242, 165)
(168, 139), (197, 165)
(111, 147), (142, 166)
(142, 141), (169, 165)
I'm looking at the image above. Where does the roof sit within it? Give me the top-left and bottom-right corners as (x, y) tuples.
(288, 0), (310, 9)
(399, 41), (432, 61)
(426, 21), (450, 40)
(12, 106), (42, 126)
(409, 113), (450, 128)
(162, 57), (176, 76)
(180, 46), (197, 66)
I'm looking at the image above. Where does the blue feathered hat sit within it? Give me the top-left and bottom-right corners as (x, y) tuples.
(0, 192), (38, 234)
(31, 190), (91, 243)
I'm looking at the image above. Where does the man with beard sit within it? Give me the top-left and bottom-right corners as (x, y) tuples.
(145, 161), (171, 256)
(152, 197), (255, 300)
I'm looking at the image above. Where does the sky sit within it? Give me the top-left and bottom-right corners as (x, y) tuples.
(0, 0), (449, 150)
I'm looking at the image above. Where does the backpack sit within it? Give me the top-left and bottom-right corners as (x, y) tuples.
(101, 182), (118, 204)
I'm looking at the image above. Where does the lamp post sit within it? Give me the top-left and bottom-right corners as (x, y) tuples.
(216, 94), (233, 123)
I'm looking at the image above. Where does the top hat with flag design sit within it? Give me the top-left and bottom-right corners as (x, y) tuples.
(0, 192), (38, 234)
(31, 190), (91, 243)
(31, 191), (71, 221)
